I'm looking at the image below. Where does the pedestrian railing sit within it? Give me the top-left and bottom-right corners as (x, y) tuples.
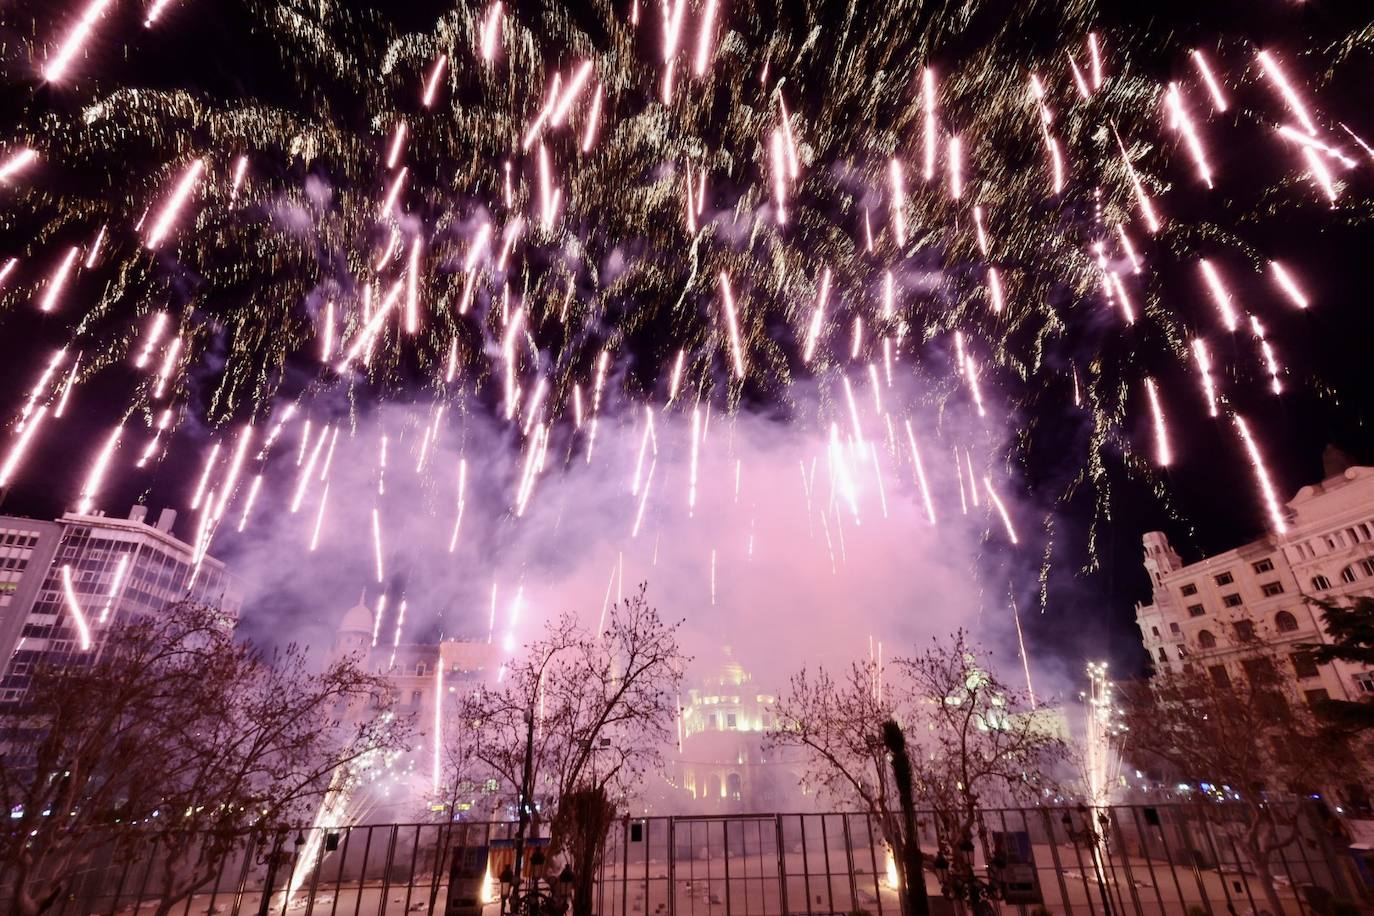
(4, 803), (1368, 916)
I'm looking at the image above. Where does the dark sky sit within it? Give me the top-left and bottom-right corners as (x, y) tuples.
(1, 0), (1371, 680)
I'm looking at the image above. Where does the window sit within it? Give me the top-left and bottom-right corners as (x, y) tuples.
(1187, 603), (1206, 617)
(1180, 583), (1198, 597)
(1169, 621), (1182, 634)
(1312, 575), (1332, 591)
(1223, 593), (1244, 608)
(1151, 626), (1161, 639)
(1355, 672), (1374, 694)
(1198, 630), (1217, 649)
(1177, 646), (1188, 659)
(415, 663), (426, 677)
(1207, 665), (1231, 687)
(410, 690), (422, 706)
(1260, 581), (1285, 597)
(1158, 647), (1169, 663)
(1234, 620), (1256, 641)
(1361, 558), (1374, 578)
(726, 713), (738, 729)
(1214, 572), (1234, 586)
(1275, 611), (1299, 633)
(1242, 656), (1276, 679)
(1252, 558), (1275, 574)
(1291, 652), (1319, 679)
(1304, 688), (1331, 706)
(1342, 566), (1358, 584)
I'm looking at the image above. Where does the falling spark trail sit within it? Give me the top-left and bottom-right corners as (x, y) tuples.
(889, 159), (907, 245)
(190, 443), (222, 510)
(237, 475), (263, 531)
(43, 0), (115, 82)
(903, 420), (937, 525)
(1192, 338), (1220, 417)
(1144, 378), (1172, 467)
(718, 273), (746, 378)
(1256, 50), (1317, 136)
(0, 148), (37, 183)
(1233, 414), (1288, 534)
(422, 55), (448, 107)
(1199, 260), (1239, 332)
(39, 247), (80, 313)
(1191, 50), (1228, 111)
(447, 459), (468, 553)
(432, 661), (444, 795)
(60, 566), (94, 650)
(77, 426), (123, 514)
(1165, 82), (1214, 188)
(1269, 261), (1309, 309)
(145, 159), (205, 249)
(922, 68), (938, 180)
(309, 484), (329, 551)
(984, 477), (1018, 544)
(0, 407), (48, 489)
(371, 508), (385, 582)
(1114, 130), (1161, 233)
(803, 269), (831, 363)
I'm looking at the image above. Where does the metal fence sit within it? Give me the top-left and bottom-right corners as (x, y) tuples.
(7, 804), (1369, 916)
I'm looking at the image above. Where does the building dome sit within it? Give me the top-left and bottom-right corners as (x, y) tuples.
(340, 601), (374, 636)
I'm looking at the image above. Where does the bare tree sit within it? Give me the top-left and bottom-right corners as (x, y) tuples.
(139, 643), (411, 916)
(1118, 640), (1350, 916)
(460, 585), (685, 916)
(0, 602), (218, 916)
(894, 632), (1064, 912)
(771, 631), (1064, 916)
(0, 602), (410, 916)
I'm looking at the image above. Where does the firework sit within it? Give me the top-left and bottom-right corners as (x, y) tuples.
(38, 247), (80, 313)
(42, 0), (115, 82)
(1144, 377), (1172, 467)
(1233, 414), (1288, 534)
(144, 158), (205, 249)
(60, 565), (94, 651)
(0, 148), (37, 184)
(1268, 261), (1309, 309)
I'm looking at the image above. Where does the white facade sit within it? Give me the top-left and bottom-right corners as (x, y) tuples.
(1136, 464), (1374, 704)
(0, 506), (241, 702)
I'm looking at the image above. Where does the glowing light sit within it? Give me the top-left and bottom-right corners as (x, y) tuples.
(145, 159), (205, 249)
(43, 0), (115, 82)
(1233, 414), (1288, 535)
(983, 477), (1018, 545)
(1269, 261), (1309, 309)
(1191, 50), (1228, 112)
(422, 55), (448, 107)
(0, 148), (38, 184)
(39, 247), (80, 313)
(1198, 259), (1239, 332)
(1144, 377), (1172, 467)
(77, 425), (123, 514)
(718, 272), (746, 378)
(60, 566), (94, 651)
(803, 268), (831, 363)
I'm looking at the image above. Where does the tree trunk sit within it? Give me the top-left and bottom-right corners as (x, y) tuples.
(1243, 840), (1285, 916)
(882, 720), (931, 916)
(551, 787), (616, 916)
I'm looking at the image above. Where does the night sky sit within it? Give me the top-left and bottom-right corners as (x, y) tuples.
(1, 0), (1372, 684)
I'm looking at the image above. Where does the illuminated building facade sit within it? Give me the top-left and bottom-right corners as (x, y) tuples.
(330, 600), (502, 821)
(0, 505), (241, 703)
(664, 646), (807, 813)
(1135, 456), (1374, 705)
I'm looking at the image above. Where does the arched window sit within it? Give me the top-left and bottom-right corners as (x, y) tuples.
(1198, 630), (1218, 649)
(1275, 611), (1299, 633)
(1342, 565), (1359, 584)
(1312, 575), (1332, 591)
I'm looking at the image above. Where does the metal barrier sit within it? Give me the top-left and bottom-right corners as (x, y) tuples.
(4, 804), (1365, 916)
